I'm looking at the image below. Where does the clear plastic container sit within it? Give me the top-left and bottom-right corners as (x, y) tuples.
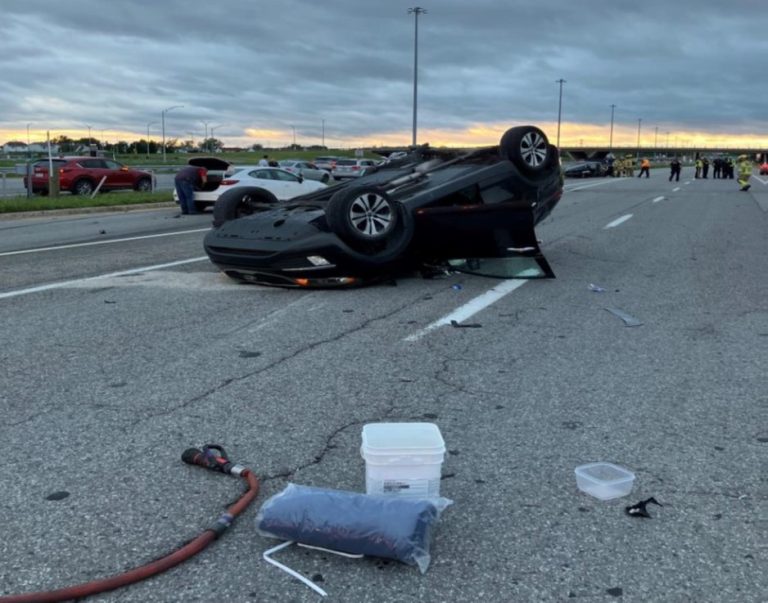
(574, 462), (635, 500)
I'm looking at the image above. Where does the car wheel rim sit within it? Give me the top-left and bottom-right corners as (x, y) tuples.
(349, 192), (393, 237)
(520, 131), (548, 168)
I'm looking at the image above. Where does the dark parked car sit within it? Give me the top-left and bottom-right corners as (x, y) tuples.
(563, 161), (606, 178)
(204, 125), (563, 288)
(24, 157), (153, 195)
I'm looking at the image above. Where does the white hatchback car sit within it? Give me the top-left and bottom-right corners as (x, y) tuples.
(174, 165), (327, 211)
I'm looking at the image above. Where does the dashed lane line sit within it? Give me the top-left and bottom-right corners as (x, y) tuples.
(0, 257), (209, 300)
(652, 196), (665, 203)
(604, 214), (633, 229)
(0, 228), (210, 258)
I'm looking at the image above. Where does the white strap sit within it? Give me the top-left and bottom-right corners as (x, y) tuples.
(262, 541), (328, 597)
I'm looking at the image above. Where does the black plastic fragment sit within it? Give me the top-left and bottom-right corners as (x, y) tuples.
(625, 496), (663, 518)
(450, 320), (482, 328)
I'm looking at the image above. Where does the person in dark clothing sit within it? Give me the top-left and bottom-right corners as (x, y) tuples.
(174, 165), (207, 215)
(712, 158), (722, 179)
(669, 157), (681, 182)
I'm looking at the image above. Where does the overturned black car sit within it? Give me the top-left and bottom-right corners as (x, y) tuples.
(203, 126), (563, 288)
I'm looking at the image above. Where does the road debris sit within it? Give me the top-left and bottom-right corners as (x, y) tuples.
(604, 307), (643, 327)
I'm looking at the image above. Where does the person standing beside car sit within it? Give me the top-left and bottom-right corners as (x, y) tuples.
(174, 165), (207, 215)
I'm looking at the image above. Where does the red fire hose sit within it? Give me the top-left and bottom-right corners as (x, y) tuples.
(1, 445), (259, 603)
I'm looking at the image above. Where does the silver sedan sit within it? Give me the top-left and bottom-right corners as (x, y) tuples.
(278, 160), (332, 183)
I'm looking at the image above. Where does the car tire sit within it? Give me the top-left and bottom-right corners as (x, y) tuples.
(134, 177), (152, 192)
(499, 126), (552, 175)
(212, 187), (279, 228)
(72, 179), (95, 196)
(326, 186), (414, 262)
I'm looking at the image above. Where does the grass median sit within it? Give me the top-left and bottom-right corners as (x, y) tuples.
(0, 191), (173, 214)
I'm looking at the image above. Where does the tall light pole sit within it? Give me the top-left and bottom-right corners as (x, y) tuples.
(86, 124), (92, 146)
(636, 118), (642, 157)
(291, 125), (296, 147)
(146, 121), (157, 159)
(161, 105), (183, 163)
(408, 7), (426, 147)
(609, 104), (616, 150)
(556, 78), (566, 148)
(201, 120), (209, 153)
(210, 124), (225, 152)
(321, 118), (325, 148)
(654, 126), (659, 149)
(26, 123), (31, 159)
(666, 131), (670, 149)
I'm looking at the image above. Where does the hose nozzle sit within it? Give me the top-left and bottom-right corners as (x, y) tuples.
(181, 445), (245, 476)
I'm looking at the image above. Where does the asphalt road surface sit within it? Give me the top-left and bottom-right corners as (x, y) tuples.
(1, 168), (766, 602)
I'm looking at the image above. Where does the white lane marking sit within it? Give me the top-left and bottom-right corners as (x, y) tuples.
(753, 175), (768, 185)
(684, 181), (691, 185)
(652, 196), (665, 203)
(0, 257), (208, 300)
(604, 214), (633, 229)
(0, 228), (210, 258)
(564, 179), (621, 192)
(673, 187), (681, 192)
(404, 279), (528, 342)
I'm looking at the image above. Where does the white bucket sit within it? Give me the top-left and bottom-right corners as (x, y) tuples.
(361, 422), (446, 498)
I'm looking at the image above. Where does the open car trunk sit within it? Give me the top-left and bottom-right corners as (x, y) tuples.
(188, 157), (232, 192)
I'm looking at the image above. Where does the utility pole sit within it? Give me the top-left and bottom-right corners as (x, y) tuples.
(408, 7), (426, 147)
(636, 118), (642, 158)
(556, 79), (566, 147)
(322, 119), (325, 148)
(161, 105), (183, 163)
(609, 104), (616, 150)
(146, 122), (157, 159)
(202, 121), (209, 153)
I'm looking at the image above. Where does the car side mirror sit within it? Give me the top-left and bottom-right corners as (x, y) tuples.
(298, 175), (304, 183)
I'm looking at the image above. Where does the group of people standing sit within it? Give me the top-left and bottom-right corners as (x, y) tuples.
(605, 152), (754, 191)
(694, 156), (735, 179)
(693, 155), (753, 191)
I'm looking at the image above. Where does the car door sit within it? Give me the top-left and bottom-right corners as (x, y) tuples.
(270, 168), (305, 198)
(78, 158), (112, 189)
(104, 159), (132, 188)
(246, 168), (289, 199)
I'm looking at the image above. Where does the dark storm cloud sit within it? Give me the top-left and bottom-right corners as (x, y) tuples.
(0, 0), (766, 144)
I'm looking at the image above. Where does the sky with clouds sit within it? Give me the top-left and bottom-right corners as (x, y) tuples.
(1, 0), (766, 150)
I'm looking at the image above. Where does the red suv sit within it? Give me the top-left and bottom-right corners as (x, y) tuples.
(24, 157), (153, 196)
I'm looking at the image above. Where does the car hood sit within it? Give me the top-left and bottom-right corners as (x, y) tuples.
(189, 157), (232, 170)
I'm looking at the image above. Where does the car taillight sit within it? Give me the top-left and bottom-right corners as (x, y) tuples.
(352, 166), (359, 170)
(220, 179), (240, 185)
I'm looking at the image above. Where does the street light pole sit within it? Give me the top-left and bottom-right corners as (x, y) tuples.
(636, 118), (642, 157)
(86, 124), (92, 146)
(322, 119), (325, 148)
(556, 78), (566, 148)
(291, 125), (296, 147)
(210, 125), (225, 152)
(26, 123), (31, 159)
(609, 104), (616, 150)
(161, 105), (183, 163)
(201, 121), (209, 153)
(146, 121), (157, 159)
(408, 7), (426, 147)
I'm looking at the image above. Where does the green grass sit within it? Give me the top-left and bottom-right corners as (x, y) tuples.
(0, 191), (172, 213)
(1, 149), (375, 170)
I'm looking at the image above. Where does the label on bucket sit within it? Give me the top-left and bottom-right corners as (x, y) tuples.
(372, 478), (439, 498)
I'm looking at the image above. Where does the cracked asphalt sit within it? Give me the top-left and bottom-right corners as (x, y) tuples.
(0, 168), (766, 602)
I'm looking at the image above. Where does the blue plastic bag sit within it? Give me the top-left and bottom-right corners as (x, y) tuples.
(256, 484), (452, 573)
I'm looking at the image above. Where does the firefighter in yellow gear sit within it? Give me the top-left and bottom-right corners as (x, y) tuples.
(737, 155), (752, 191)
(613, 158), (623, 177)
(623, 155), (635, 177)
